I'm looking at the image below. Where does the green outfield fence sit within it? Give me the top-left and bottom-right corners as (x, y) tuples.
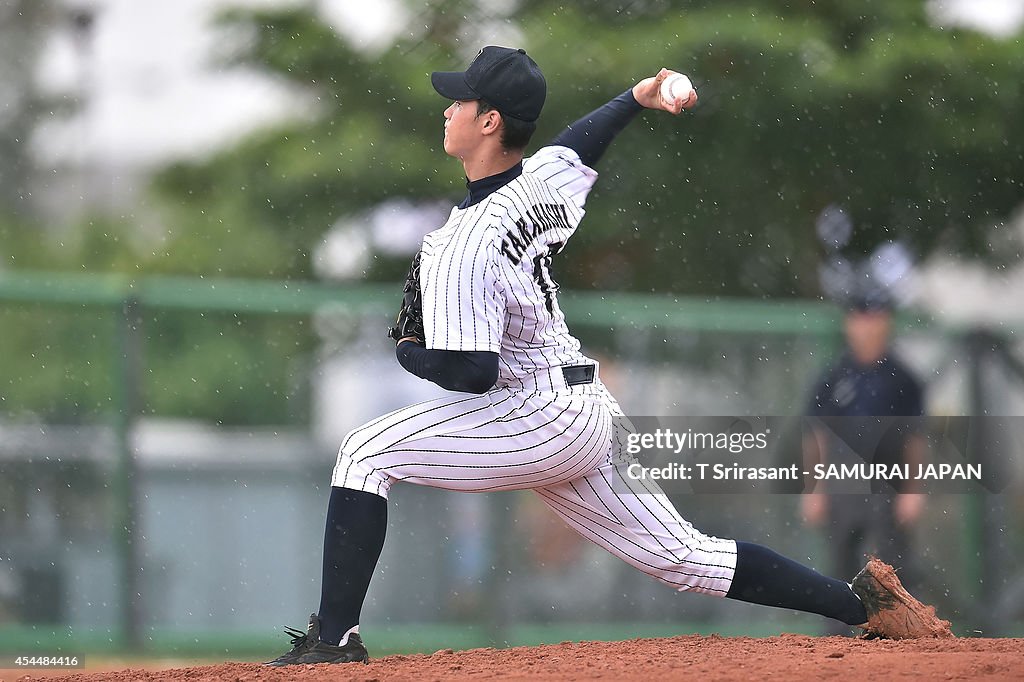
(0, 268), (858, 329)
(0, 269), (1021, 658)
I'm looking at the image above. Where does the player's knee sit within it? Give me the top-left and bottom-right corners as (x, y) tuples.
(656, 533), (736, 595)
(336, 436), (373, 471)
(331, 433), (388, 493)
(339, 427), (360, 456)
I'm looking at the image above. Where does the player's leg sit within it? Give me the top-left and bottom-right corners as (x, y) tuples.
(275, 387), (613, 663)
(264, 480), (382, 665)
(533, 462), (736, 595)
(535, 461), (868, 626)
(270, 391), (502, 664)
(319, 390), (526, 651)
(315, 487), (387, 646)
(334, 388), (614, 496)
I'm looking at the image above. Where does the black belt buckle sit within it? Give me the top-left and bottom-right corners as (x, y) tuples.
(562, 364), (596, 387)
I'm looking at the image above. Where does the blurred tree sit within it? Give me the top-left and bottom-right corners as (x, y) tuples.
(0, 0), (55, 222)
(5, 0), (1024, 424)
(145, 0), (1024, 297)
(0, 3), (315, 426)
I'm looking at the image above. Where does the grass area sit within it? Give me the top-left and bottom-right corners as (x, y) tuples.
(0, 621), (823, 661)
(3, 620), (1020, 663)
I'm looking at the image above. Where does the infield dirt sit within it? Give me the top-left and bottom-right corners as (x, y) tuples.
(8, 633), (1024, 681)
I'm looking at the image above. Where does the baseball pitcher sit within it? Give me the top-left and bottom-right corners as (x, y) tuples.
(267, 46), (948, 666)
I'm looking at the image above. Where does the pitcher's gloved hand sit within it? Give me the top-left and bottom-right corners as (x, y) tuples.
(387, 251), (425, 344)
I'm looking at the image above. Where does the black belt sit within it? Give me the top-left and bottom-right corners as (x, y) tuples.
(562, 364), (596, 386)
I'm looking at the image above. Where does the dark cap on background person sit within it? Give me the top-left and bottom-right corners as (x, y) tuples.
(431, 46), (547, 122)
(844, 289), (894, 314)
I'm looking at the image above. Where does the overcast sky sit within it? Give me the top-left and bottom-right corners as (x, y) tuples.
(30, 0), (408, 167)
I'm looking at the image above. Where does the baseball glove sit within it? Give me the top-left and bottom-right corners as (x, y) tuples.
(387, 251), (425, 343)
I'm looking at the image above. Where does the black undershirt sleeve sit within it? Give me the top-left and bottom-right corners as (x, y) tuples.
(396, 343), (499, 394)
(550, 89), (644, 167)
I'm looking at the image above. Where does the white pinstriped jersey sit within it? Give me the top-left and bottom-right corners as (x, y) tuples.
(335, 149), (738, 599)
(420, 145), (599, 389)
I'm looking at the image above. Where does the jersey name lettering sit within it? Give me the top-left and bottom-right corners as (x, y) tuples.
(500, 203), (571, 264)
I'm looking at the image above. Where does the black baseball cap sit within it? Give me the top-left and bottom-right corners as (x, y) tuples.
(431, 46), (546, 122)
(845, 290), (894, 313)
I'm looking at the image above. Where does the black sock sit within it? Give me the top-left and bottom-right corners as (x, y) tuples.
(317, 487), (388, 644)
(725, 541), (868, 625)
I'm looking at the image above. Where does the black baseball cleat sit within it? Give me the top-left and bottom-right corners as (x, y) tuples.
(264, 613), (369, 666)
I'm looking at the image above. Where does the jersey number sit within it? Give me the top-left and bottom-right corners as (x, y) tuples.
(533, 242), (563, 315)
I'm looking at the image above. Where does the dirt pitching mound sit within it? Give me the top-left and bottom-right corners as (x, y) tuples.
(23, 634), (1024, 681)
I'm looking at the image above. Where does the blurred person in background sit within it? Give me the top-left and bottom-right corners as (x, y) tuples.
(802, 293), (927, 634)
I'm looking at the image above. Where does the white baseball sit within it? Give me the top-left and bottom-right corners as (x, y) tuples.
(660, 73), (694, 106)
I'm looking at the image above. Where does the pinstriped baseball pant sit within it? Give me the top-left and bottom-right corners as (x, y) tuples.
(332, 381), (737, 596)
